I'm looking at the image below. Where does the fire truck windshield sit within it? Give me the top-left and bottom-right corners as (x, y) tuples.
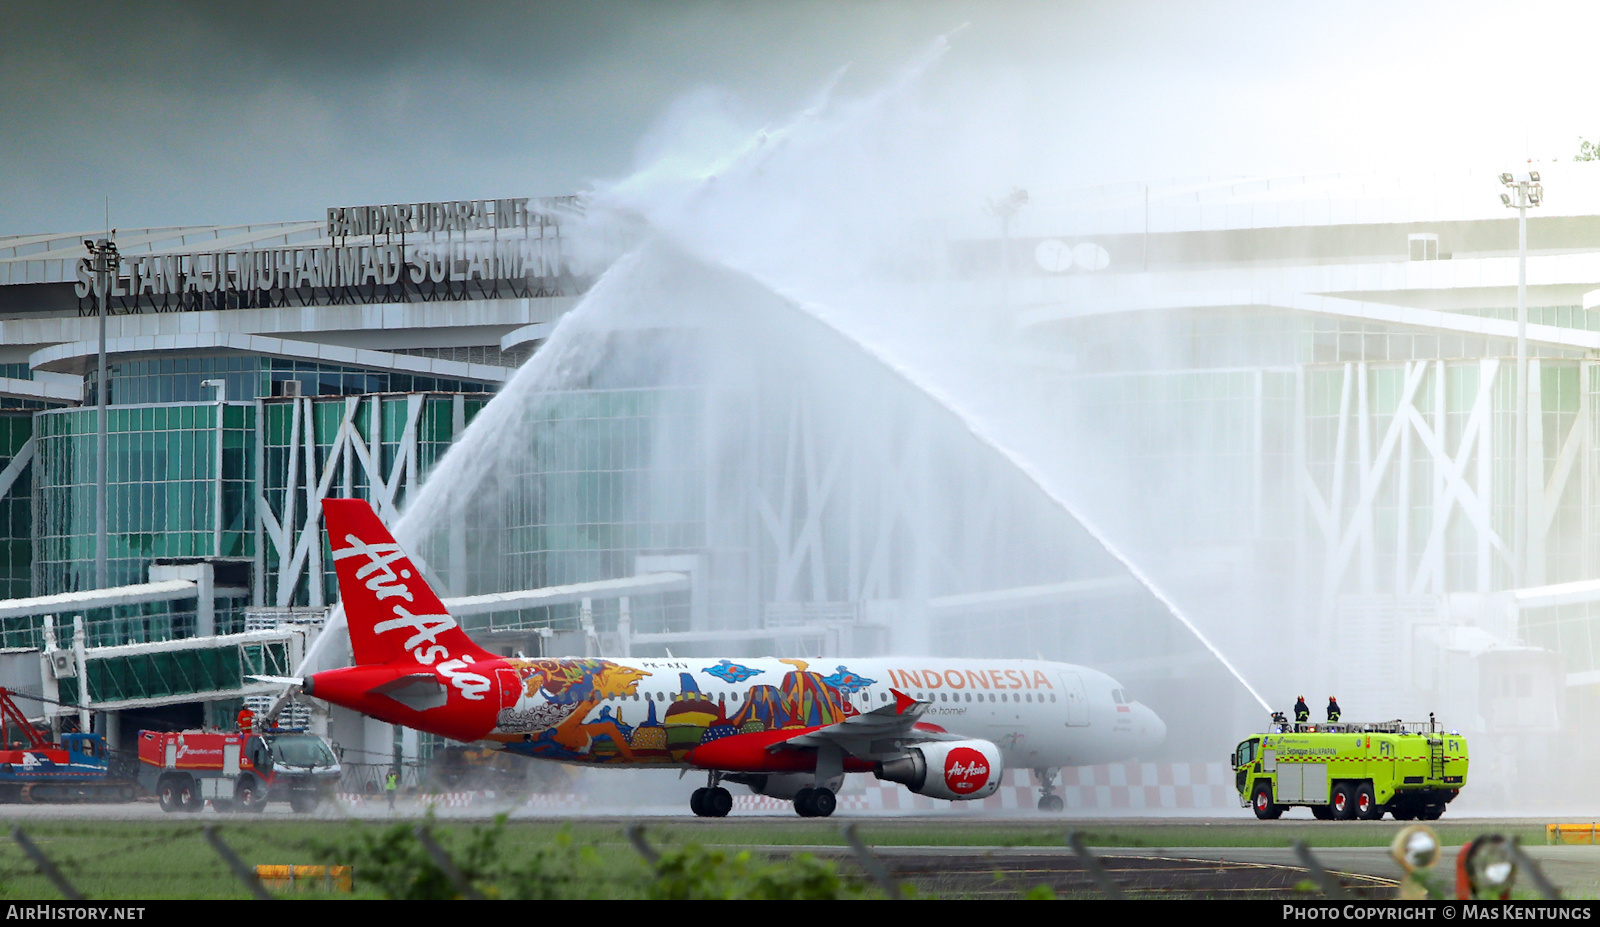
(269, 734), (336, 769)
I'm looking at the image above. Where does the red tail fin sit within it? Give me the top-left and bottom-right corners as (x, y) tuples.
(323, 499), (494, 667)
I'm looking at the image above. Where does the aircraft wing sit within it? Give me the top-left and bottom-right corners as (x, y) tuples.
(770, 689), (960, 761)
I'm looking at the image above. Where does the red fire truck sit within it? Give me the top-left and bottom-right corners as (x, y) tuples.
(136, 728), (341, 813)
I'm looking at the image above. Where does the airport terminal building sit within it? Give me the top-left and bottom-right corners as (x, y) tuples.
(4, 174), (1600, 793)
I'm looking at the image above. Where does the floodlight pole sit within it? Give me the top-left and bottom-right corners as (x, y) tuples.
(988, 188), (1029, 316)
(1515, 195), (1527, 589)
(85, 238), (118, 591)
(1501, 172), (1541, 589)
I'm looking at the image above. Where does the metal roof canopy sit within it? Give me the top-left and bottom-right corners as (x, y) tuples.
(442, 573), (692, 616)
(0, 579), (249, 621)
(28, 332), (511, 384)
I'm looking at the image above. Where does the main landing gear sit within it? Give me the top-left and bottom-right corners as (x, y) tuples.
(1033, 767), (1064, 812)
(691, 771), (733, 818)
(793, 786), (836, 818)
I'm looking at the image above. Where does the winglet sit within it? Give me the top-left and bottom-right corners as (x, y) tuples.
(891, 688), (917, 714)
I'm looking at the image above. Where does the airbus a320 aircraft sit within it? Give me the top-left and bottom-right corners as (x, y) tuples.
(278, 499), (1166, 817)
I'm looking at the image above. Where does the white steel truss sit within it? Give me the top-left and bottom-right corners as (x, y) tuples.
(1299, 358), (1590, 605)
(0, 436), (34, 506)
(254, 393), (460, 607)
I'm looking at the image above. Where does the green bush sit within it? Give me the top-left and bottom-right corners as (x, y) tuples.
(308, 814), (884, 900)
(647, 844), (878, 900)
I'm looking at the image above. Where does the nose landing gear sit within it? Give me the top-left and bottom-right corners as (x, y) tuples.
(1033, 767), (1064, 812)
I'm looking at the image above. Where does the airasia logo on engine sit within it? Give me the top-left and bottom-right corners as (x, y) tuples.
(943, 747), (991, 794)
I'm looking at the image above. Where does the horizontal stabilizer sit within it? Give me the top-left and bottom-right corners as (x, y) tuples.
(369, 673), (449, 711)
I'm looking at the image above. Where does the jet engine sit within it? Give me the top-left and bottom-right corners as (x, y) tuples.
(874, 739), (1003, 801)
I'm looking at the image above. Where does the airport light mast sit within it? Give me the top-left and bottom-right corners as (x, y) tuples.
(82, 235), (118, 590)
(1500, 170), (1542, 588)
(988, 187), (1030, 315)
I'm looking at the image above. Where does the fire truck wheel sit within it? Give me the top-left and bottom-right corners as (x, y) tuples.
(1418, 804), (1444, 820)
(1355, 783), (1382, 820)
(290, 791), (319, 814)
(157, 777), (181, 813)
(177, 777), (202, 812)
(235, 777), (267, 813)
(1391, 805), (1417, 820)
(1251, 782), (1282, 820)
(211, 800), (235, 813)
(1311, 803), (1334, 820)
(1330, 782), (1357, 820)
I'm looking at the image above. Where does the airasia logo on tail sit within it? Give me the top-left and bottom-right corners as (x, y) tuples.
(943, 746), (991, 794)
(331, 531), (491, 702)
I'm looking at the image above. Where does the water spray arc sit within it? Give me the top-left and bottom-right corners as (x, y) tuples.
(744, 276), (1275, 714)
(295, 32), (1275, 727)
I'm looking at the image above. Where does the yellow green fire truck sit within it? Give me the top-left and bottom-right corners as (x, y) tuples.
(1232, 718), (1468, 821)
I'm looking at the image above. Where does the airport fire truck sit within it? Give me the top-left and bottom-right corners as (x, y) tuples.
(1233, 716), (1468, 821)
(136, 728), (341, 813)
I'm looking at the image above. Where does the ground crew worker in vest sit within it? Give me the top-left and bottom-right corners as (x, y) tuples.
(386, 769), (398, 810)
(237, 707), (254, 733)
(1293, 696), (1310, 728)
(1327, 696), (1341, 723)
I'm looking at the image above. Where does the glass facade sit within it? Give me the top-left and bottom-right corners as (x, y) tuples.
(504, 388), (705, 588)
(58, 638), (290, 706)
(0, 597), (252, 652)
(1059, 369), (1297, 548)
(32, 403), (254, 594)
(260, 393), (489, 606)
(409, 387), (703, 638)
(0, 413), (31, 600)
(85, 354), (495, 406)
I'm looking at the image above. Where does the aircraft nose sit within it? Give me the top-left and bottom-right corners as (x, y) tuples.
(1135, 703), (1166, 750)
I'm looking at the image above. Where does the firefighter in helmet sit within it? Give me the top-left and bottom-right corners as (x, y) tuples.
(1327, 696), (1341, 723)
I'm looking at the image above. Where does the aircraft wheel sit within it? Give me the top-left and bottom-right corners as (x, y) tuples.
(799, 787), (835, 818)
(1330, 783), (1357, 821)
(705, 787), (732, 818)
(690, 787), (708, 817)
(1355, 783), (1383, 821)
(1251, 782), (1282, 820)
(1037, 794), (1064, 813)
(793, 787), (820, 817)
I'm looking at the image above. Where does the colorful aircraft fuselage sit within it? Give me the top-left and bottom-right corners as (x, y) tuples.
(304, 500), (1164, 787)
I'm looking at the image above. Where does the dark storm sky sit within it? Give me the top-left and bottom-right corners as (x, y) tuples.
(4, 1), (1593, 236)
